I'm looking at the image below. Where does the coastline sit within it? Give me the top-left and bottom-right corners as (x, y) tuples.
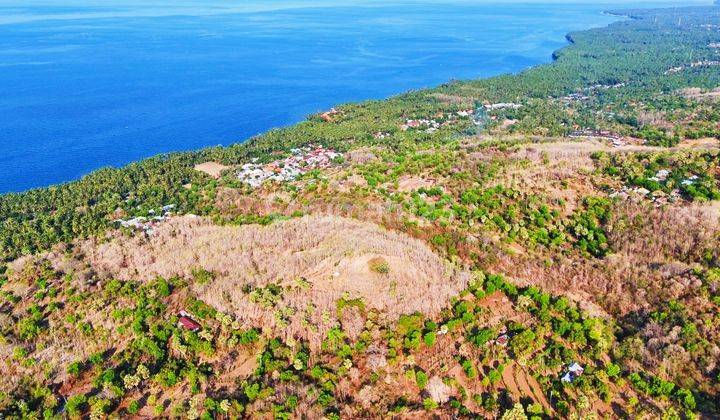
(0, 4), (629, 195)
(2, 4), (720, 417)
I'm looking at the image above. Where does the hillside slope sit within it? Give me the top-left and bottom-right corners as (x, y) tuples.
(1, 5), (720, 419)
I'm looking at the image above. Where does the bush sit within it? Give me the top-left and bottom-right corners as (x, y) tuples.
(127, 400), (140, 414)
(191, 269), (215, 285)
(368, 257), (390, 274)
(423, 398), (439, 410)
(468, 328), (494, 347)
(423, 331), (437, 346)
(606, 363), (621, 378)
(66, 394), (87, 417)
(416, 370), (428, 389)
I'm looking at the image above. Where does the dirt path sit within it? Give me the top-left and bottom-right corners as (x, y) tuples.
(501, 363), (553, 413)
(214, 351), (258, 389)
(517, 365), (553, 413)
(501, 363), (521, 397)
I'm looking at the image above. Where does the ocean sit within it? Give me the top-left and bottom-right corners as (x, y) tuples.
(0, 0), (709, 193)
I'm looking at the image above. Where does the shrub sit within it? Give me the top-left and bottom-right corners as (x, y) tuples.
(191, 269), (215, 285)
(17, 314), (43, 340)
(468, 328), (494, 347)
(66, 394), (87, 417)
(368, 257), (390, 274)
(461, 358), (477, 379)
(127, 400), (140, 414)
(423, 331), (437, 346)
(416, 370), (428, 389)
(569, 196), (611, 257)
(423, 398), (439, 410)
(606, 363), (621, 378)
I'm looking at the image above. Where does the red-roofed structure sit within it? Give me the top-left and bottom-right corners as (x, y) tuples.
(178, 315), (201, 332)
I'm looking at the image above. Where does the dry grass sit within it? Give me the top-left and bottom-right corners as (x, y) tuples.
(677, 87), (720, 102)
(194, 161), (231, 179)
(396, 175), (437, 192)
(80, 215), (467, 344)
(509, 139), (607, 161)
(428, 93), (474, 106)
(492, 200), (720, 316)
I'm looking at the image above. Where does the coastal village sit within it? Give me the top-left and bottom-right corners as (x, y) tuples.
(237, 144), (343, 188)
(113, 204), (183, 235)
(665, 60), (720, 75)
(400, 107), (500, 133)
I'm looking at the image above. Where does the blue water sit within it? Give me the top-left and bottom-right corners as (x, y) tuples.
(0, 1), (709, 193)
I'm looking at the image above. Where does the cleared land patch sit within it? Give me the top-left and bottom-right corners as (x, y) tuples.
(194, 161), (231, 178)
(81, 215), (466, 344)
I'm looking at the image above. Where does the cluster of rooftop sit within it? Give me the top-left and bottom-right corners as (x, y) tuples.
(113, 204), (176, 235)
(568, 129), (628, 147)
(400, 109), (483, 133)
(560, 84), (625, 104)
(609, 169), (701, 205)
(238, 145), (342, 188)
(665, 60), (720, 75)
(483, 103), (522, 111)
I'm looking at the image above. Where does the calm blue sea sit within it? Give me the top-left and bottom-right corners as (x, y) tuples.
(0, 0), (709, 193)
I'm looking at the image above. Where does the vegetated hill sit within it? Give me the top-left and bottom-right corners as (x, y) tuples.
(1, 5), (720, 420)
(75, 215), (466, 343)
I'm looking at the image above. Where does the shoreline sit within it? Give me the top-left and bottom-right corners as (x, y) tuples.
(0, 6), (645, 196)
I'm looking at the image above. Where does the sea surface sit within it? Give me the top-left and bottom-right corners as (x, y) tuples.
(0, 0), (709, 193)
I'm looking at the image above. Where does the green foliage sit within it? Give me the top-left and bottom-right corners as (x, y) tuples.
(629, 371), (696, 411)
(2, 6), (720, 418)
(186, 297), (217, 320)
(65, 394), (87, 417)
(127, 400), (140, 414)
(637, 126), (678, 147)
(17, 304), (45, 340)
(423, 398), (439, 410)
(606, 363), (621, 378)
(248, 283), (283, 308)
(368, 257), (390, 274)
(191, 268), (214, 285)
(232, 328), (260, 345)
(569, 196), (611, 257)
(415, 370), (428, 389)
(460, 358), (477, 379)
(509, 329), (538, 359)
(487, 367), (503, 385)
(468, 327), (494, 347)
(423, 331), (437, 347)
(596, 150), (720, 202)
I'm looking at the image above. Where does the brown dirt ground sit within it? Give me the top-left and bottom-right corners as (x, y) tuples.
(194, 162), (231, 179)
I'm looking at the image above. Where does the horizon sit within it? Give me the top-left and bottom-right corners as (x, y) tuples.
(0, 0), (716, 194)
(0, 0), (713, 25)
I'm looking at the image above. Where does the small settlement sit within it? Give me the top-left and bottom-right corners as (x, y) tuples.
(113, 204), (177, 235)
(484, 103), (522, 111)
(400, 109), (483, 133)
(568, 129), (627, 147)
(401, 118), (442, 133)
(237, 145), (342, 188)
(609, 169), (701, 205)
(665, 60), (720, 75)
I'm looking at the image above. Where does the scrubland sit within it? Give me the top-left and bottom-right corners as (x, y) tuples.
(2, 5), (720, 419)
